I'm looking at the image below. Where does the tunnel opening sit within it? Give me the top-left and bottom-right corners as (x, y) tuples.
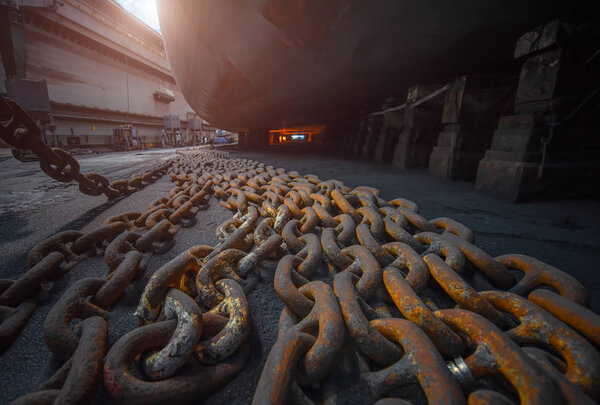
(268, 126), (325, 146)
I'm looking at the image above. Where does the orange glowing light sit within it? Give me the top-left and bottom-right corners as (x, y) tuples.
(269, 125), (324, 145)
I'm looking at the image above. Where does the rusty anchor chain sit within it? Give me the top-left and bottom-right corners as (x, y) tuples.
(0, 94), (171, 199)
(1, 115), (599, 404)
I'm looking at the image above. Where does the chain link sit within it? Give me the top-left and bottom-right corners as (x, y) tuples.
(1, 128), (599, 404)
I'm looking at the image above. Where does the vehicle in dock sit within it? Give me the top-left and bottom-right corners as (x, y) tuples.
(112, 124), (141, 151)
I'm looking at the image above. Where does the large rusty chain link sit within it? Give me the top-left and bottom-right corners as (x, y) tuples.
(1, 108), (599, 404)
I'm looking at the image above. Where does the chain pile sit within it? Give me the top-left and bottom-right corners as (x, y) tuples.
(1, 147), (599, 405)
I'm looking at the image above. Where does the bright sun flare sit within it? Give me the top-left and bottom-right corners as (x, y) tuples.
(115, 0), (161, 32)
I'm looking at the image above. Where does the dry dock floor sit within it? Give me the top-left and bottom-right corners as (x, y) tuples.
(0, 146), (598, 404)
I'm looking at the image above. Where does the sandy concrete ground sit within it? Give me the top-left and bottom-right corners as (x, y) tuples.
(0, 145), (598, 404)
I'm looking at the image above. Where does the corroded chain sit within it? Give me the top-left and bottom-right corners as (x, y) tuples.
(2, 147), (599, 405)
(0, 95), (170, 198)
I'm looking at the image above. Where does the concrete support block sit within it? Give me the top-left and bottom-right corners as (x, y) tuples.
(388, 84), (445, 169)
(373, 111), (403, 162)
(476, 152), (600, 202)
(392, 127), (439, 169)
(358, 115), (383, 159)
(372, 128), (388, 162)
(429, 75), (512, 181)
(475, 154), (541, 202)
(429, 146), (486, 181)
(476, 19), (600, 201)
(392, 132), (412, 169)
(474, 113), (547, 201)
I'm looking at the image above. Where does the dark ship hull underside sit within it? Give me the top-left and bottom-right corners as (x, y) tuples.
(157, 0), (598, 133)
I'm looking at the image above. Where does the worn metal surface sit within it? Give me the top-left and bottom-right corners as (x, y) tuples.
(157, 0), (598, 131)
(1, 107), (599, 403)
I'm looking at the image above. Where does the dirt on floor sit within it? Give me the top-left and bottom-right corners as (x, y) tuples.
(0, 145), (598, 404)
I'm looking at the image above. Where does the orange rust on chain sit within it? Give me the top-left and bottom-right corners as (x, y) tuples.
(43, 277), (107, 361)
(104, 231), (142, 270)
(481, 290), (600, 398)
(312, 201), (337, 227)
(54, 316), (107, 404)
(71, 222), (127, 254)
(169, 200), (199, 225)
(135, 204), (167, 227)
(253, 217), (277, 245)
(195, 279), (250, 364)
(381, 214), (424, 250)
(135, 219), (177, 252)
(103, 211), (141, 231)
(27, 230), (83, 268)
(333, 213), (356, 246)
(237, 233), (283, 276)
(251, 331), (316, 405)
(396, 206), (438, 233)
(353, 185), (381, 197)
(297, 188), (313, 207)
(216, 216), (241, 242)
(309, 193), (332, 211)
(316, 180), (341, 198)
(145, 208), (173, 229)
(379, 207), (425, 252)
(93, 251), (143, 309)
(381, 241), (429, 293)
(281, 196), (300, 217)
(497, 254), (589, 306)
(3, 138), (600, 405)
(196, 249), (248, 307)
(524, 347), (596, 405)
(262, 190), (281, 216)
(295, 233), (323, 278)
(299, 206), (320, 233)
(388, 198), (419, 212)
(356, 223), (396, 265)
(424, 254), (507, 328)
(414, 231), (466, 272)
(363, 318), (465, 403)
(282, 219), (304, 253)
(142, 289), (203, 380)
(244, 190), (264, 205)
(148, 197), (168, 209)
(207, 224), (255, 261)
(0, 252), (64, 306)
(383, 266), (465, 357)
(277, 281), (345, 387)
(356, 206), (385, 241)
(528, 288), (600, 346)
(339, 244), (382, 300)
(104, 320), (248, 405)
(274, 255), (313, 318)
(430, 217), (475, 243)
(136, 250), (200, 323)
(439, 233), (514, 289)
(14, 316), (108, 404)
(321, 226), (353, 270)
(436, 308), (563, 405)
(254, 217), (287, 257)
(467, 390), (514, 405)
(331, 189), (360, 221)
(333, 270), (402, 366)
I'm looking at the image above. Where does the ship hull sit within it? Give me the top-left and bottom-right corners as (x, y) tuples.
(157, 0), (598, 132)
